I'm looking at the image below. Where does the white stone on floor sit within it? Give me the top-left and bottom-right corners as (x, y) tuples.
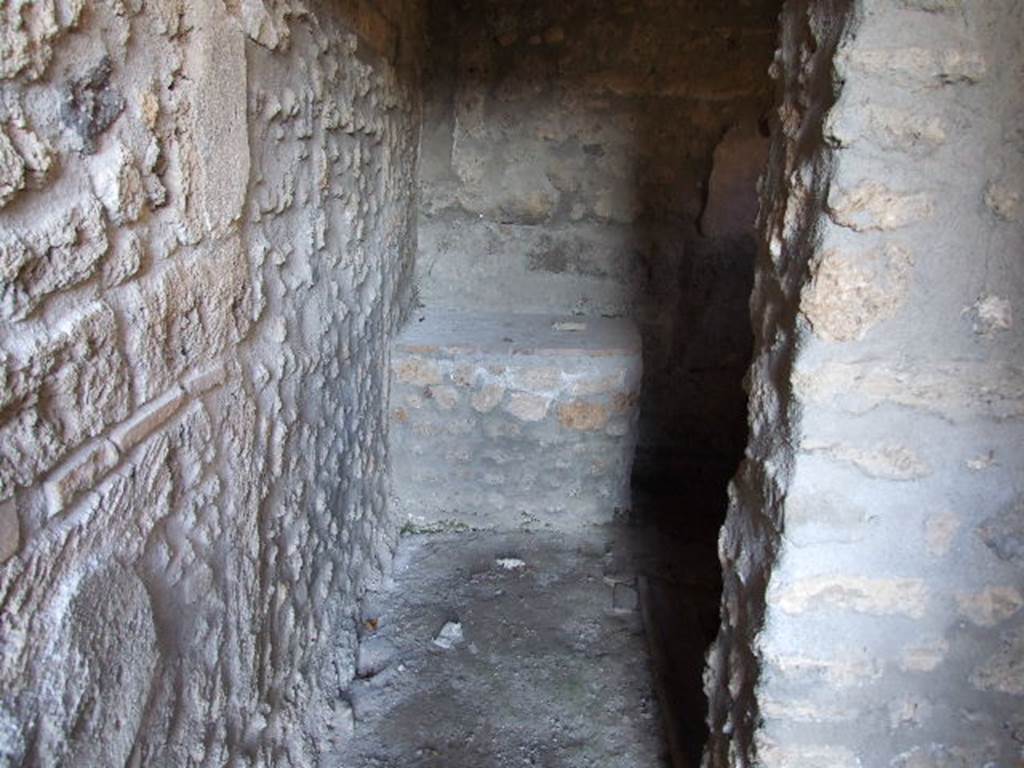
(433, 621), (465, 650)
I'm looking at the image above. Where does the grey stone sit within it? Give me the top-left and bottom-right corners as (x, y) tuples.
(60, 57), (126, 154)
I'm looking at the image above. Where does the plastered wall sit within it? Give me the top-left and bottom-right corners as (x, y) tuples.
(0, 0), (423, 764)
(417, 0), (781, 472)
(705, 1), (1024, 765)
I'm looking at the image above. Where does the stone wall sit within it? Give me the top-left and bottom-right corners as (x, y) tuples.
(0, 0), (423, 764)
(389, 311), (642, 532)
(417, 0), (780, 472)
(705, 0), (1024, 765)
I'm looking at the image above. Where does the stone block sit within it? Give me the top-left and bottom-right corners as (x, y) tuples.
(828, 182), (934, 232)
(864, 106), (947, 153)
(792, 360), (1024, 423)
(109, 386), (187, 452)
(502, 391), (551, 422)
(985, 181), (1022, 222)
(389, 311), (641, 530)
(44, 438), (120, 515)
(801, 245), (913, 342)
(955, 586), (1023, 627)
(977, 498), (1024, 567)
(0, 302), (131, 500)
(770, 574), (929, 618)
(121, 237), (251, 401)
(0, 124), (26, 207)
(470, 384), (504, 413)
(842, 46), (987, 85)
(970, 625), (1024, 695)
(802, 440), (931, 481)
(182, 0), (249, 238)
(0, 197), (109, 321)
(558, 400), (611, 431)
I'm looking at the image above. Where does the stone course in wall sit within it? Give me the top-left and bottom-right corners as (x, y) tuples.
(390, 311), (642, 531)
(0, 0), (424, 764)
(704, 0), (1024, 765)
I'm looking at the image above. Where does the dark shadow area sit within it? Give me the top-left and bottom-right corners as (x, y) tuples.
(414, 1), (781, 763)
(629, 457), (742, 766)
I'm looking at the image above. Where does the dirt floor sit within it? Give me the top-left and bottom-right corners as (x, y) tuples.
(332, 527), (671, 768)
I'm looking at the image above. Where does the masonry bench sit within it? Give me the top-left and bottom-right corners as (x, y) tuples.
(388, 311), (642, 531)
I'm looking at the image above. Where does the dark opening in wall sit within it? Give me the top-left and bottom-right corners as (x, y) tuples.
(415, 0), (782, 762)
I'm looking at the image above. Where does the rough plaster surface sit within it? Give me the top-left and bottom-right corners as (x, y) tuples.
(417, 0), (780, 470)
(0, 0), (424, 764)
(704, 1), (1024, 765)
(389, 311), (642, 531)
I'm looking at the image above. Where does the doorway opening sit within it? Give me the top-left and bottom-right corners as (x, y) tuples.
(372, 1), (781, 764)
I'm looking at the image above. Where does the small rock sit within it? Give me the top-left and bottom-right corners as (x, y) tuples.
(433, 621), (464, 649)
(496, 557), (526, 571)
(553, 321), (586, 332)
(966, 451), (996, 471)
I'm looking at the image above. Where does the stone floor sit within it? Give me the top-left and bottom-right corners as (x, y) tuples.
(333, 527), (671, 768)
